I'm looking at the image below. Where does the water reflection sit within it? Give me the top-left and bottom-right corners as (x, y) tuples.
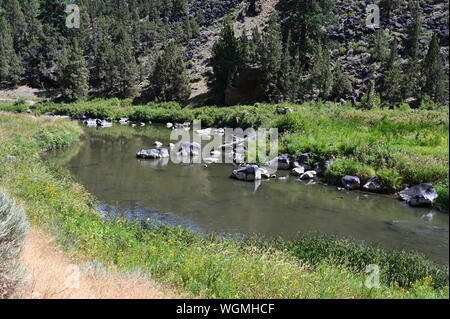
(48, 124), (450, 264)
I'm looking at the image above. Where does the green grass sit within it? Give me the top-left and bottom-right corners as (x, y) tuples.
(0, 112), (448, 299)
(3, 98), (448, 210)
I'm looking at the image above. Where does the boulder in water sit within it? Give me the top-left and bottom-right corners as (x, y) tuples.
(315, 160), (333, 176)
(231, 164), (263, 181)
(342, 175), (361, 190)
(136, 149), (161, 159)
(399, 183), (438, 207)
(363, 177), (383, 193)
(299, 170), (317, 180)
(291, 167), (305, 176)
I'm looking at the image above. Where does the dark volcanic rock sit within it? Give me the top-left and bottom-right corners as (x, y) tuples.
(399, 183), (438, 206)
(363, 177), (383, 193)
(342, 175), (361, 190)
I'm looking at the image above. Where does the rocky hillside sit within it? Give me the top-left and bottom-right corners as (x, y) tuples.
(328, 0), (449, 99)
(185, 0), (449, 102)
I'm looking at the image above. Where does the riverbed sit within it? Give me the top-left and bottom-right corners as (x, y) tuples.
(47, 124), (449, 264)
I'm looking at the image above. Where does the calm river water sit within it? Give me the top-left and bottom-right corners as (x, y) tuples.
(47, 124), (449, 264)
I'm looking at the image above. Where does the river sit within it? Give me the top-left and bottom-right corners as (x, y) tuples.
(47, 123), (449, 264)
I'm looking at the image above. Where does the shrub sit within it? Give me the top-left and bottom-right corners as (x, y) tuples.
(435, 179), (449, 211)
(394, 155), (448, 186)
(325, 159), (376, 185)
(0, 190), (28, 298)
(275, 113), (306, 133)
(377, 168), (404, 193)
(282, 235), (448, 289)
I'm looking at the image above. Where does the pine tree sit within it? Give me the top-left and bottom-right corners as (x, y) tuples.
(260, 16), (283, 101)
(59, 41), (89, 100)
(278, 32), (295, 101)
(247, 26), (262, 65)
(210, 20), (242, 105)
(0, 12), (22, 88)
(401, 2), (422, 100)
(379, 40), (403, 106)
(278, 0), (336, 60)
(311, 43), (333, 100)
(3, 0), (27, 51)
(371, 29), (391, 62)
(146, 41), (191, 102)
(111, 28), (139, 98)
(422, 33), (447, 104)
(405, 1), (422, 59)
(330, 66), (352, 101)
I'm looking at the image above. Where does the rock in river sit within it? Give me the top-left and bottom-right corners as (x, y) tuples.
(399, 183), (438, 207)
(231, 164), (264, 181)
(267, 154), (291, 170)
(299, 170), (317, 180)
(342, 175), (361, 190)
(315, 160), (333, 176)
(291, 167), (305, 176)
(363, 177), (383, 193)
(136, 149), (162, 159)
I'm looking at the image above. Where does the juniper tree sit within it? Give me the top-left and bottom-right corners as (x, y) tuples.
(210, 20), (242, 105)
(147, 41), (191, 102)
(422, 34), (447, 105)
(379, 40), (403, 106)
(260, 16), (283, 102)
(278, 0), (336, 61)
(371, 29), (391, 62)
(59, 40), (89, 100)
(311, 43), (333, 100)
(0, 12), (22, 88)
(401, 2), (422, 100)
(330, 66), (353, 101)
(405, 1), (422, 59)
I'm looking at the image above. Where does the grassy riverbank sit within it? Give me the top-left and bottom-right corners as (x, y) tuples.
(0, 112), (448, 298)
(3, 98), (447, 210)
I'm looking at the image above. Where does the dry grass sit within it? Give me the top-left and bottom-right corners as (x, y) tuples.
(18, 227), (178, 299)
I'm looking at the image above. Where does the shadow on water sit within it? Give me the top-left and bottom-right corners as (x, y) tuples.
(48, 123), (449, 264)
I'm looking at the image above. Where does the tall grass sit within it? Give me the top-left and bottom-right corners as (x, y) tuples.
(0, 112), (448, 298)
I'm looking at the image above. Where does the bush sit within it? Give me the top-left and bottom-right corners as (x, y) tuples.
(0, 190), (28, 298)
(275, 113), (306, 133)
(282, 235), (448, 289)
(435, 179), (449, 211)
(325, 159), (376, 185)
(377, 168), (404, 193)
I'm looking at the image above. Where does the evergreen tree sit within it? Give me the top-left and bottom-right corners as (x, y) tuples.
(59, 41), (89, 100)
(405, 1), (422, 59)
(379, 0), (403, 21)
(210, 21), (242, 105)
(422, 33), (447, 104)
(146, 41), (191, 102)
(278, 32), (295, 101)
(379, 40), (403, 106)
(330, 66), (352, 101)
(401, 2), (422, 100)
(0, 12), (22, 88)
(260, 16), (283, 101)
(311, 43), (333, 100)
(110, 28), (139, 98)
(278, 0), (336, 61)
(3, 0), (26, 51)
(371, 29), (391, 62)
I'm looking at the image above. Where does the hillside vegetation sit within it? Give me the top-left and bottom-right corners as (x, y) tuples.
(1, 0), (448, 107)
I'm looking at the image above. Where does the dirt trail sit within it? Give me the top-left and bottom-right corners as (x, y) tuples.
(19, 227), (177, 299)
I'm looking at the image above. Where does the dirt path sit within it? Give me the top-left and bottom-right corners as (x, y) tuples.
(20, 227), (177, 299)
